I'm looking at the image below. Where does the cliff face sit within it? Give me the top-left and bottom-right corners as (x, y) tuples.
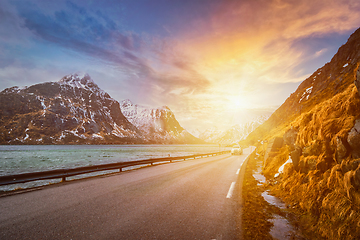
(247, 28), (360, 239)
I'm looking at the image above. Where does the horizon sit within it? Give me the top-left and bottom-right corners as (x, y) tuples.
(1, 0), (360, 132)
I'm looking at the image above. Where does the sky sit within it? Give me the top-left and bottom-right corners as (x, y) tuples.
(1, 0), (360, 133)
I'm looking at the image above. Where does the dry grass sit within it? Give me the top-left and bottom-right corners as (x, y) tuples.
(255, 84), (360, 239)
(263, 146), (289, 178)
(294, 85), (360, 148)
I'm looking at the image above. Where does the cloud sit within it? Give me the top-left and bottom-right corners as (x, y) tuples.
(2, 0), (360, 132)
(9, 1), (211, 102)
(154, 0), (360, 130)
(175, 0), (360, 74)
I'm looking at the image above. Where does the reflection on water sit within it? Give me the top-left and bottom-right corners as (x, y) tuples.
(261, 190), (287, 209)
(270, 215), (296, 240)
(253, 166), (305, 240)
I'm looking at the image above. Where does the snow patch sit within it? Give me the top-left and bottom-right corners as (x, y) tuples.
(299, 86), (313, 103)
(24, 134), (29, 141)
(274, 156), (292, 178)
(58, 73), (107, 98)
(37, 96), (47, 110)
(92, 133), (104, 139)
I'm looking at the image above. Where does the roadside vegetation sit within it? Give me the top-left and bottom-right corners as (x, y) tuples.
(243, 84), (360, 239)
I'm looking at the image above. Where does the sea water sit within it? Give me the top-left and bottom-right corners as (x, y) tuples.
(0, 144), (227, 191)
(0, 144), (226, 176)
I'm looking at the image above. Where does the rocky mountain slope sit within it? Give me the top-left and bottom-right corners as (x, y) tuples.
(120, 99), (201, 144)
(247, 28), (360, 144)
(245, 28), (360, 239)
(0, 73), (200, 144)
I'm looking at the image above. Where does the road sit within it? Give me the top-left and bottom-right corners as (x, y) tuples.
(0, 148), (252, 240)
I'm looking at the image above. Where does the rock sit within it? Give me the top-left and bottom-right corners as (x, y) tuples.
(299, 156), (317, 173)
(283, 127), (298, 150)
(290, 146), (302, 171)
(353, 165), (360, 189)
(335, 136), (350, 164)
(347, 119), (360, 158)
(356, 66), (360, 97)
(264, 137), (284, 167)
(271, 137), (284, 150)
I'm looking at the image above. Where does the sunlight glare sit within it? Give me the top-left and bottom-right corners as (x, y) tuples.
(228, 96), (248, 109)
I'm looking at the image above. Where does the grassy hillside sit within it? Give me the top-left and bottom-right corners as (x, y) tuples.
(244, 27), (360, 239)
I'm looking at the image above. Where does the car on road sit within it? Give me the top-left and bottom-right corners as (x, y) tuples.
(231, 146), (243, 155)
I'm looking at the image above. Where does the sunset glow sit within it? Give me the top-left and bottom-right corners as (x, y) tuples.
(1, 0), (360, 132)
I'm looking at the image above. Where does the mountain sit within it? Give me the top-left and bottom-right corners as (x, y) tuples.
(0, 73), (142, 144)
(120, 99), (202, 144)
(198, 116), (268, 145)
(247, 28), (360, 144)
(0, 73), (202, 144)
(198, 127), (222, 143)
(246, 28), (360, 239)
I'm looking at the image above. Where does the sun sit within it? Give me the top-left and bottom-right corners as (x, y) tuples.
(227, 96), (248, 109)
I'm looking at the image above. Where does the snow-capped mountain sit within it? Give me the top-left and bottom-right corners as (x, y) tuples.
(0, 73), (141, 144)
(0, 73), (202, 144)
(120, 99), (202, 144)
(199, 116), (269, 145)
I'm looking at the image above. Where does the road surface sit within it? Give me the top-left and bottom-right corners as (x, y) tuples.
(0, 148), (252, 240)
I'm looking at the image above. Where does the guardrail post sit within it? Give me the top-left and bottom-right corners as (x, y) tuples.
(61, 176), (66, 182)
(120, 168), (122, 172)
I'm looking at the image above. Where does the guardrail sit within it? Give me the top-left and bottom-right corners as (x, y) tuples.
(0, 151), (230, 186)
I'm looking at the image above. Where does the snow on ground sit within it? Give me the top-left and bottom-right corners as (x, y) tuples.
(274, 156), (292, 178)
(299, 86), (313, 103)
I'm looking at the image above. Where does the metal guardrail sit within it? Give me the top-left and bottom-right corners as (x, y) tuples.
(0, 151), (230, 186)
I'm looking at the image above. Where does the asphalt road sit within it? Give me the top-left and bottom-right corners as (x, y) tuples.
(0, 148), (252, 240)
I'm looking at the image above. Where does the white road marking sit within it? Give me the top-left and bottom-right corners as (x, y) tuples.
(236, 169), (240, 175)
(226, 182), (236, 199)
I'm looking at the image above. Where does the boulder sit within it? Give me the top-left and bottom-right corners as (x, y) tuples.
(263, 137), (284, 167)
(354, 165), (360, 189)
(299, 156), (317, 173)
(355, 65), (360, 97)
(290, 146), (302, 171)
(271, 137), (284, 150)
(283, 127), (298, 150)
(347, 119), (360, 159)
(335, 136), (350, 164)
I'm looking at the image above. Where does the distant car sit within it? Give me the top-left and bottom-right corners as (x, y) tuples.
(231, 146), (243, 155)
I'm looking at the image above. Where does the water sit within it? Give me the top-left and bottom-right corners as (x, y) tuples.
(0, 144), (226, 176)
(269, 215), (296, 240)
(0, 144), (227, 191)
(252, 166), (304, 240)
(262, 190), (287, 209)
(253, 168), (266, 185)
